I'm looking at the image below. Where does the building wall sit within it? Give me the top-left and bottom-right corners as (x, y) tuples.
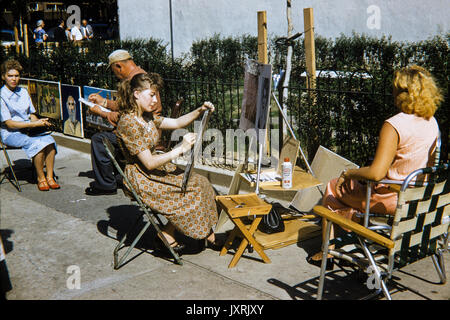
(118, 0), (449, 57)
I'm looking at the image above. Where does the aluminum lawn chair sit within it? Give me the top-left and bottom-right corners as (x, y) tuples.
(313, 163), (449, 300)
(0, 136), (26, 191)
(102, 137), (183, 268)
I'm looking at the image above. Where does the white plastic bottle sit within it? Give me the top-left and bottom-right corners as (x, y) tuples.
(282, 157), (292, 189)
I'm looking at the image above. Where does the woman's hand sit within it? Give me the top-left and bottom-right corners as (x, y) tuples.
(200, 101), (215, 113)
(32, 118), (51, 128)
(181, 132), (197, 153)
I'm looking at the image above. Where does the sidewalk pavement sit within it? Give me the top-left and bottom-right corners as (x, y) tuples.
(1, 141), (449, 301)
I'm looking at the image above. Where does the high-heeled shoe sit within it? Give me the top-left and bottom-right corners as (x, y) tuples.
(307, 253), (334, 270)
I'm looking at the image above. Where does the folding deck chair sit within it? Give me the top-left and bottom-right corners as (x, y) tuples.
(102, 137), (183, 268)
(313, 163), (449, 300)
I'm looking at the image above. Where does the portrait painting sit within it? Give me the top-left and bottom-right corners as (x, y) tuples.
(61, 84), (84, 138)
(35, 79), (62, 120)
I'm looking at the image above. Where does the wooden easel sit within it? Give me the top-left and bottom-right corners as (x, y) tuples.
(216, 10), (322, 260)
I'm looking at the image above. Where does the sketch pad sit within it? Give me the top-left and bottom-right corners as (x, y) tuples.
(79, 97), (111, 113)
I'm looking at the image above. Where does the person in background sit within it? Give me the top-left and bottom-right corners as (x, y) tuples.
(33, 20), (47, 43)
(65, 26), (72, 41)
(0, 60), (60, 191)
(81, 19), (94, 40)
(71, 21), (83, 42)
(307, 65), (442, 270)
(54, 19), (66, 43)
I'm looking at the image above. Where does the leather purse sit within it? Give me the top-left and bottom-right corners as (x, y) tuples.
(20, 116), (58, 136)
(258, 202), (286, 234)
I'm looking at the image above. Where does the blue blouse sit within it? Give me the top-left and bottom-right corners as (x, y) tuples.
(34, 28), (46, 43)
(0, 85), (36, 141)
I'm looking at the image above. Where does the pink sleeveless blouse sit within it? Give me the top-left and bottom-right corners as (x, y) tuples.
(385, 112), (439, 181)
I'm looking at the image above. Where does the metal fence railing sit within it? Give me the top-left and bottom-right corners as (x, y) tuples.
(2, 42), (448, 167)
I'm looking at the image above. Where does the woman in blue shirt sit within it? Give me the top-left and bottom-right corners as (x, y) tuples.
(0, 60), (59, 191)
(33, 20), (48, 43)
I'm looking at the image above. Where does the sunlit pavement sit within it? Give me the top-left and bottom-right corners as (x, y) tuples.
(1, 134), (448, 300)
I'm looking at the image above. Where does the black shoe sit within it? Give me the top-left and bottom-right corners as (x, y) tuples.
(307, 254), (334, 270)
(85, 186), (117, 196)
(205, 239), (224, 251)
(153, 236), (185, 253)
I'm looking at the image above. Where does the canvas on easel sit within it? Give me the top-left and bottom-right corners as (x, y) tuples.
(181, 109), (211, 193)
(238, 58), (272, 179)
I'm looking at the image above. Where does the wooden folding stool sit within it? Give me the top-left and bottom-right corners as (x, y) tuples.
(216, 193), (272, 268)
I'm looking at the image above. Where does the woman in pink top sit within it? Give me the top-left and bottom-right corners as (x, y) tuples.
(308, 65), (443, 269)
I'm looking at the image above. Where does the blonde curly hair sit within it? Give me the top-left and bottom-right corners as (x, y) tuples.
(393, 65), (443, 119)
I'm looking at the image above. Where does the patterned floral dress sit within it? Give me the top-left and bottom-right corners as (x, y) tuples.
(116, 113), (218, 240)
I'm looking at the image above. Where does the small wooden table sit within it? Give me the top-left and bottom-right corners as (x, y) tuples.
(216, 193), (272, 268)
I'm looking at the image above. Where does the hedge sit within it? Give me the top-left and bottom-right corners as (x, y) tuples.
(1, 31), (448, 166)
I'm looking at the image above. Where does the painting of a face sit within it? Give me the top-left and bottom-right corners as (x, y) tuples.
(66, 95), (76, 120)
(61, 84), (83, 138)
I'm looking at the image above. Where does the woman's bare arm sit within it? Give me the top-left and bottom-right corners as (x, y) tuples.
(159, 102), (214, 130)
(136, 133), (196, 171)
(336, 122), (398, 197)
(4, 116), (51, 130)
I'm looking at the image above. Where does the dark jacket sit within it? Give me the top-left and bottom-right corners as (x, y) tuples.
(54, 26), (66, 43)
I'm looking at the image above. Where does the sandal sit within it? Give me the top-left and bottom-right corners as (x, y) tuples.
(154, 234), (185, 252)
(306, 252), (334, 270)
(47, 178), (60, 189)
(37, 180), (50, 191)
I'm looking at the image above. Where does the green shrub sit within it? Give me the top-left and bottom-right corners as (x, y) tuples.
(2, 32), (448, 165)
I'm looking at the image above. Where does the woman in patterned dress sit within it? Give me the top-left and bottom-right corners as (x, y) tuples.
(116, 72), (219, 252)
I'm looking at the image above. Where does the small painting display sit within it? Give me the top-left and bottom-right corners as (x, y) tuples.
(82, 85), (116, 130)
(61, 84), (84, 138)
(35, 79), (62, 120)
(20, 78), (38, 111)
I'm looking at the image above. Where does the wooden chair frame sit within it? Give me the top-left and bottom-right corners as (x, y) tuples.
(313, 163), (449, 300)
(102, 137), (183, 268)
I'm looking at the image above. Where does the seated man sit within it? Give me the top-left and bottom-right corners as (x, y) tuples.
(85, 49), (162, 195)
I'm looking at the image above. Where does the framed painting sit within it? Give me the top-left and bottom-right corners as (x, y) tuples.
(82, 85), (116, 130)
(20, 78), (39, 112)
(61, 84), (84, 138)
(35, 79), (62, 120)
